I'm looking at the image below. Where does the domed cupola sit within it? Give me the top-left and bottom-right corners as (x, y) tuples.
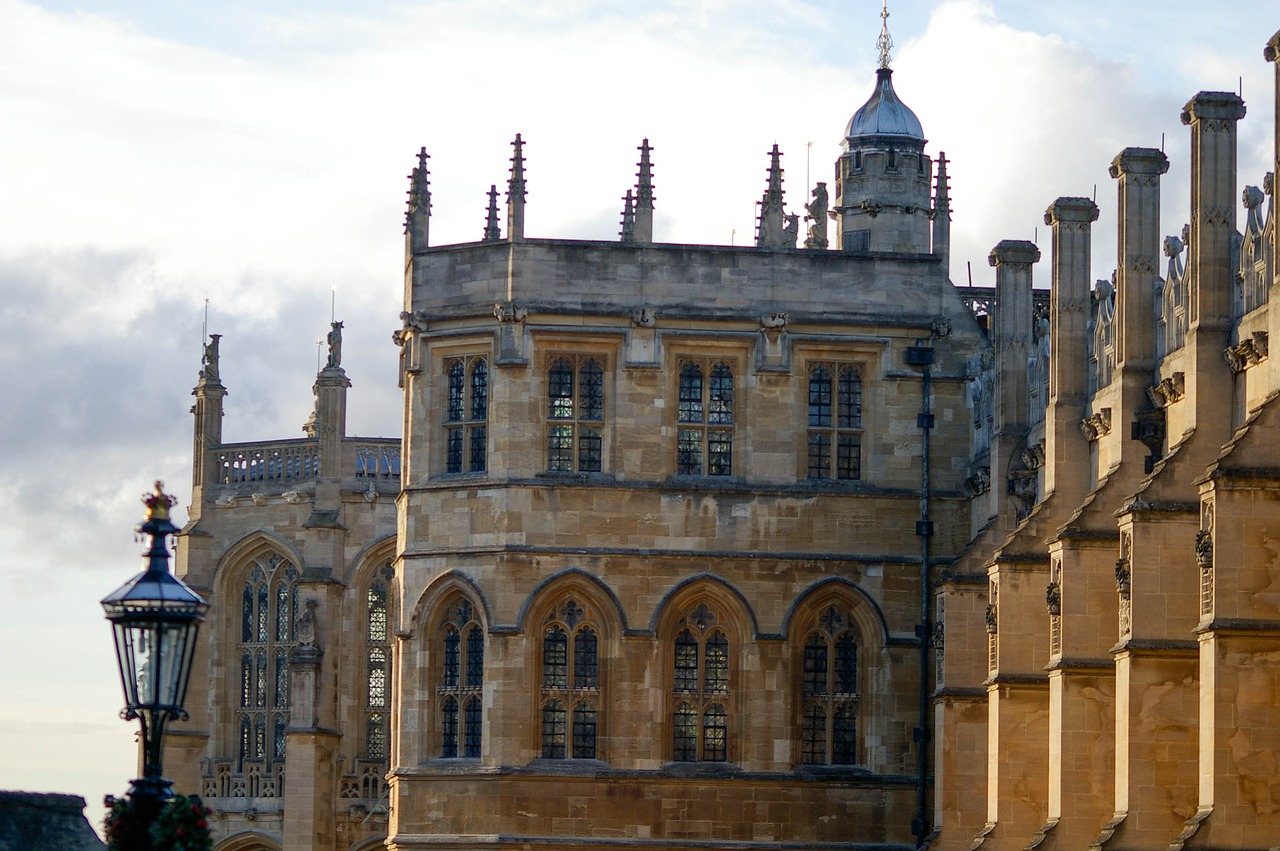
(833, 1), (936, 256)
(844, 67), (925, 147)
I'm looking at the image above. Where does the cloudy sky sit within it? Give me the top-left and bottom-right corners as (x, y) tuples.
(1, 0), (1276, 834)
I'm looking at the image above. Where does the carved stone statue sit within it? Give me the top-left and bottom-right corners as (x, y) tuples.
(326, 321), (343, 369)
(296, 599), (319, 647)
(783, 213), (800, 248)
(201, 334), (221, 381)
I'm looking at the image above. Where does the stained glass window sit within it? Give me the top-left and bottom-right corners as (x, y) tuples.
(670, 603), (732, 762)
(797, 613), (860, 766)
(539, 598), (602, 759)
(438, 596), (483, 759)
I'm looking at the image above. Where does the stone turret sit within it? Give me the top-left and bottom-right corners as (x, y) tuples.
(757, 144), (794, 249)
(633, 139), (655, 243)
(190, 333), (226, 519)
(506, 134), (526, 243)
(834, 4), (933, 254)
(405, 147), (430, 257)
(933, 152), (952, 276)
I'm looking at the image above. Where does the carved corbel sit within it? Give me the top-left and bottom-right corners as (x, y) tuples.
(1079, 408), (1112, 441)
(630, 306), (656, 328)
(1115, 559), (1131, 596)
(1045, 581), (1061, 616)
(493, 301), (528, 323)
(984, 604), (998, 634)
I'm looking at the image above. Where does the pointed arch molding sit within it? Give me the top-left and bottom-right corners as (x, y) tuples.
(214, 829), (283, 851)
(405, 570), (491, 638)
(514, 567), (630, 634)
(648, 572), (761, 639)
(214, 529), (306, 596)
(780, 576), (891, 645)
(347, 533), (397, 586)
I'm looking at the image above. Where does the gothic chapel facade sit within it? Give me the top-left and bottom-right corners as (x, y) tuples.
(167, 13), (1280, 851)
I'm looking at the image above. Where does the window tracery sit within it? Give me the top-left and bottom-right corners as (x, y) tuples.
(798, 604), (859, 766)
(539, 597), (600, 759)
(235, 555), (297, 768)
(547, 356), (605, 473)
(670, 601), (732, 762)
(363, 561), (394, 761)
(438, 596), (483, 758)
(677, 360), (734, 476)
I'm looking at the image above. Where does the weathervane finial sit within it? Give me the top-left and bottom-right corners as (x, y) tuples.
(877, 0), (893, 70)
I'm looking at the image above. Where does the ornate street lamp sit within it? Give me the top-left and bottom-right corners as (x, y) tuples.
(102, 482), (209, 808)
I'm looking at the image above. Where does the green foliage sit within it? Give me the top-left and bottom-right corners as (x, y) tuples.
(104, 794), (213, 851)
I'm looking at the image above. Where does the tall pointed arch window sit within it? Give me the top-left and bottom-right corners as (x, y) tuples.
(438, 596), (484, 758)
(363, 561), (395, 761)
(807, 364), (862, 480)
(445, 356), (488, 474)
(538, 597), (601, 759)
(236, 555), (297, 768)
(547, 356), (605, 473)
(798, 604), (860, 766)
(677, 359), (734, 476)
(670, 602), (732, 762)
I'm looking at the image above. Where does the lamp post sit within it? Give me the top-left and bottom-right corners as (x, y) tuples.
(101, 482), (208, 821)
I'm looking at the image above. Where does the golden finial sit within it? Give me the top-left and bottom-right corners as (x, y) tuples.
(143, 481), (177, 521)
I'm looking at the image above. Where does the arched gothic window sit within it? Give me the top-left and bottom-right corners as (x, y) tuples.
(539, 597), (601, 759)
(807, 364), (862, 480)
(798, 604), (860, 765)
(445, 356), (488, 474)
(438, 596), (483, 758)
(670, 602), (732, 762)
(546, 356), (605, 473)
(364, 562), (395, 761)
(236, 555), (297, 768)
(677, 360), (734, 476)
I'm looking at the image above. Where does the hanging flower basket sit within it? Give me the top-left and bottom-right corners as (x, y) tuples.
(104, 794), (213, 851)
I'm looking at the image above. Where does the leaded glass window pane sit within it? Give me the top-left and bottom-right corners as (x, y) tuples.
(239, 718), (252, 763)
(255, 651), (267, 708)
(447, 361), (465, 422)
(673, 702), (697, 761)
(707, 430), (732, 476)
(543, 625), (568, 688)
(838, 367), (862, 429)
(808, 433), (831, 479)
(254, 718), (266, 758)
(241, 587), (253, 642)
(549, 358), (574, 419)
(463, 697), (482, 758)
(809, 366), (833, 427)
(837, 436), (861, 480)
(368, 648), (387, 707)
(674, 629), (698, 691)
(368, 582), (388, 642)
(573, 627), (598, 689)
(578, 426), (602, 473)
(275, 583), (290, 642)
(367, 713), (386, 760)
(579, 360), (603, 421)
(257, 587), (268, 642)
(835, 634), (857, 694)
(573, 702), (597, 759)
(466, 625), (484, 688)
(241, 654), (252, 707)
(443, 627), (460, 688)
(708, 364), (733, 424)
(678, 364), (703, 423)
(274, 651), (289, 707)
(677, 429), (702, 475)
(446, 429), (463, 474)
(704, 631), (728, 692)
(470, 360), (488, 421)
(542, 699), (567, 759)
(469, 426), (487, 473)
(801, 704), (826, 764)
(702, 703), (727, 762)
(441, 697), (458, 758)
(833, 705), (857, 764)
(274, 715), (287, 760)
(803, 633), (828, 695)
(547, 425), (573, 472)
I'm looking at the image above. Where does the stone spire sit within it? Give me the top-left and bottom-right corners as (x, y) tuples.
(877, 0), (893, 70)
(483, 185), (501, 242)
(313, 321), (351, 479)
(633, 139), (655, 243)
(757, 144), (795, 249)
(191, 333), (226, 512)
(506, 134), (526, 242)
(405, 147), (431, 255)
(619, 189), (636, 243)
(933, 151), (951, 276)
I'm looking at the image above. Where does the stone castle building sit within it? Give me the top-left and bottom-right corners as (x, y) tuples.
(163, 12), (1280, 851)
